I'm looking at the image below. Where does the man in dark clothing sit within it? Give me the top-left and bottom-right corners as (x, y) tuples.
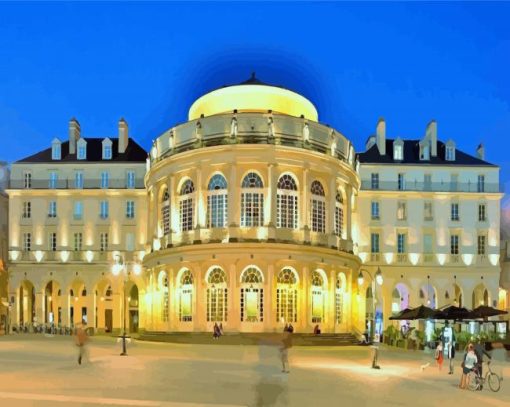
(474, 340), (492, 389)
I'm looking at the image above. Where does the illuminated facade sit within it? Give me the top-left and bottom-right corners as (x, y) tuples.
(0, 162), (8, 333)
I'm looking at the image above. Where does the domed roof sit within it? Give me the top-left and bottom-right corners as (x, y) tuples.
(188, 73), (318, 122)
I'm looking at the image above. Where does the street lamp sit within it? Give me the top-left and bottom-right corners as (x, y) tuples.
(358, 267), (383, 369)
(111, 254), (142, 356)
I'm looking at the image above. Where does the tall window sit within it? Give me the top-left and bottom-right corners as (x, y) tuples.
(100, 171), (109, 189)
(161, 188), (170, 235)
(48, 201), (57, 218)
(371, 233), (380, 253)
(52, 143), (61, 160)
(371, 173), (379, 189)
(276, 268), (298, 323)
(334, 192), (344, 237)
(335, 275), (344, 324)
(451, 203), (459, 221)
(74, 233), (82, 251)
(49, 171), (58, 189)
(74, 201), (83, 220)
(100, 233), (108, 251)
(103, 145), (112, 160)
(100, 200), (109, 219)
(179, 270), (193, 322)
(126, 171), (136, 189)
(311, 271), (325, 324)
(23, 232), (31, 251)
(397, 233), (406, 253)
(77, 142), (87, 160)
(394, 144), (403, 160)
(159, 272), (169, 323)
(424, 201), (433, 221)
(241, 172), (264, 227)
(22, 201), (31, 219)
(446, 146), (455, 161)
(371, 201), (380, 220)
(397, 201), (407, 220)
(74, 171), (84, 189)
(207, 174), (228, 228)
(277, 174), (298, 229)
(206, 267), (228, 322)
(24, 172), (32, 189)
(179, 179), (195, 232)
(126, 201), (135, 219)
(240, 267), (264, 323)
(311, 180), (326, 233)
(49, 232), (57, 251)
(450, 234), (459, 255)
(478, 203), (487, 222)
(398, 173), (405, 190)
(477, 235), (486, 256)
(477, 175), (485, 193)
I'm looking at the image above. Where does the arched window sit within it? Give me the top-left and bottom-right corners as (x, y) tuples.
(158, 271), (169, 322)
(179, 270), (193, 322)
(277, 174), (298, 229)
(179, 179), (195, 232)
(334, 192), (344, 237)
(335, 274), (344, 324)
(311, 180), (326, 233)
(206, 267), (228, 322)
(207, 174), (228, 228)
(161, 187), (170, 235)
(241, 172), (264, 227)
(276, 268), (298, 323)
(240, 267), (264, 323)
(311, 271), (325, 323)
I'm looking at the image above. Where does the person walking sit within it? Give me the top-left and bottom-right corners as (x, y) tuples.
(213, 323), (220, 339)
(74, 321), (89, 365)
(280, 331), (292, 373)
(435, 341), (444, 371)
(459, 343), (477, 389)
(473, 338), (492, 390)
(447, 339), (456, 374)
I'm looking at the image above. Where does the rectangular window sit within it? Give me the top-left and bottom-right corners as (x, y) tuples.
(73, 201), (83, 220)
(334, 205), (343, 237)
(180, 198), (194, 231)
(49, 232), (57, 251)
(49, 171), (58, 189)
(397, 201), (407, 220)
(477, 235), (486, 255)
(477, 175), (485, 193)
(74, 233), (82, 251)
(23, 233), (31, 251)
(424, 201), (433, 221)
(24, 172), (32, 189)
(48, 201), (57, 218)
(451, 203), (459, 221)
(22, 201), (31, 219)
(74, 171), (84, 189)
(100, 233), (108, 251)
(126, 201), (135, 219)
(394, 145), (403, 160)
(126, 171), (136, 189)
(100, 201), (109, 219)
(52, 144), (61, 160)
(370, 233), (380, 253)
(446, 146), (455, 161)
(77, 144), (86, 160)
(397, 233), (406, 254)
(450, 234), (459, 255)
(103, 145), (112, 160)
(371, 201), (380, 220)
(423, 234), (433, 254)
(478, 204), (487, 222)
(371, 173), (379, 190)
(424, 174), (432, 191)
(398, 173), (405, 191)
(100, 171), (109, 189)
(126, 233), (135, 251)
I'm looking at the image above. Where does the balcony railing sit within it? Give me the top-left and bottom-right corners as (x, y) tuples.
(361, 180), (502, 193)
(9, 250), (121, 263)
(396, 253), (408, 263)
(450, 254), (460, 263)
(9, 178), (145, 190)
(423, 253), (435, 263)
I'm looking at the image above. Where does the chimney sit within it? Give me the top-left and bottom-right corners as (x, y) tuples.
(426, 120), (437, 157)
(476, 143), (485, 160)
(118, 118), (129, 153)
(68, 118), (80, 155)
(376, 118), (386, 155)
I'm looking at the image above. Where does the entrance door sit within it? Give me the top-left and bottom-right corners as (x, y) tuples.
(129, 310), (139, 333)
(104, 309), (113, 333)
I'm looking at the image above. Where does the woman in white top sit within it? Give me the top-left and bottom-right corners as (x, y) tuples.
(459, 343), (478, 389)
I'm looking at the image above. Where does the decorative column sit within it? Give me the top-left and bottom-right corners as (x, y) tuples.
(266, 264), (275, 331)
(267, 163), (278, 241)
(112, 292), (122, 334)
(329, 269), (336, 333)
(170, 175), (178, 237)
(328, 176), (337, 248)
(194, 166), (203, 243)
(35, 289), (44, 325)
(301, 266), (310, 332)
(228, 163), (239, 242)
(345, 184), (353, 242)
(228, 263), (238, 332)
(302, 168), (310, 244)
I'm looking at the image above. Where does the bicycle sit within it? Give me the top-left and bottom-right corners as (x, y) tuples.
(467, 360), (502, 392)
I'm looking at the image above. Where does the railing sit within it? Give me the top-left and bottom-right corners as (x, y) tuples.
(361, 180), (502, 193)
(396, 253), (408, 263)
(10, 178), (145, 190)
(10, 250), (121, 263)
(450, 254), (460, 263)
(423, 254), (435, 263)
(370, 253), (380, 262)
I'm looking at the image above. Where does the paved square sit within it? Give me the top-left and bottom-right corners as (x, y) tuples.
(0, 335), (508, 406)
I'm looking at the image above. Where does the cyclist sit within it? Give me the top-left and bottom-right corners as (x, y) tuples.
(459, 343), (478, 390)
(473, 338), (492, 390)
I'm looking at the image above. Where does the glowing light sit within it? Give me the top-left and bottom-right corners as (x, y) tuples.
(384, 253), (394, 264)
(9, 251), (20, 261)
(188, 84), (318, 121)
(437, 254), (446, 265)
(133, 264), (142, 276)
(60, 250), (70, 262)
(358, 252), (368, 263)
(85, 251), (94, 263)
(74, 296), (78, 302)
(35, 250), (44, 262)
(112, 263), (121, 276)
(100, 297), (105, 302)
(462, 254), (473, 266)
(409, 253), (419, 265)
(489, 254), (499, 266)
(48, 296), (52, 302)
(375, 269), (383, 286)
(153, 238), (161, 251)
(138, 251), (146, 261)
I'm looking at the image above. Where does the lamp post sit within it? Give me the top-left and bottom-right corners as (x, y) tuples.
(111, 254), (142, 356)
(358, 267), (383, 369)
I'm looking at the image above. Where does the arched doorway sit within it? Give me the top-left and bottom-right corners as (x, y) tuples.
(311, 270), (327, 324)
(19, 280), (35, 326)
(177, 269), (193, 322)
(44, 281), (61, 325)
(206, 267), (228, 323)
(276, 268), (298, 324)
(472, 283), (489, 308)
(335, 273), (347, 326)
(158, 271), (169, 324)
(240, 266), (264, 323)
(127, 284), (139, 333)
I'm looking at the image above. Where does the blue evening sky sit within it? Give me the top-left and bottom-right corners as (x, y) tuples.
(1, 2), (509, 202)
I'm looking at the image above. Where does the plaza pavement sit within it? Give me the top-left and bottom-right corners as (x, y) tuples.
(0, 334), (508, 407)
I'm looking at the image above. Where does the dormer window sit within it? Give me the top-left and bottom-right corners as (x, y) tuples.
(420, 143), (430, 160)
(51, 138), (61, 160)
(77, 138), (87, 160)
(393, 138), (403, 161)
(445, 140), (456, 161)
(102, 138), (113, 160)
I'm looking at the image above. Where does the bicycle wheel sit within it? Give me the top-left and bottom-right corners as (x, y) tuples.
(467, 372), (479, 391)
(487, 372), (501, 392)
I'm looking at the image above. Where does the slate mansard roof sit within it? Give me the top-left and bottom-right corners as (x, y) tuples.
(16, 138), (147, 164)
(357, 139), (496, 167)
